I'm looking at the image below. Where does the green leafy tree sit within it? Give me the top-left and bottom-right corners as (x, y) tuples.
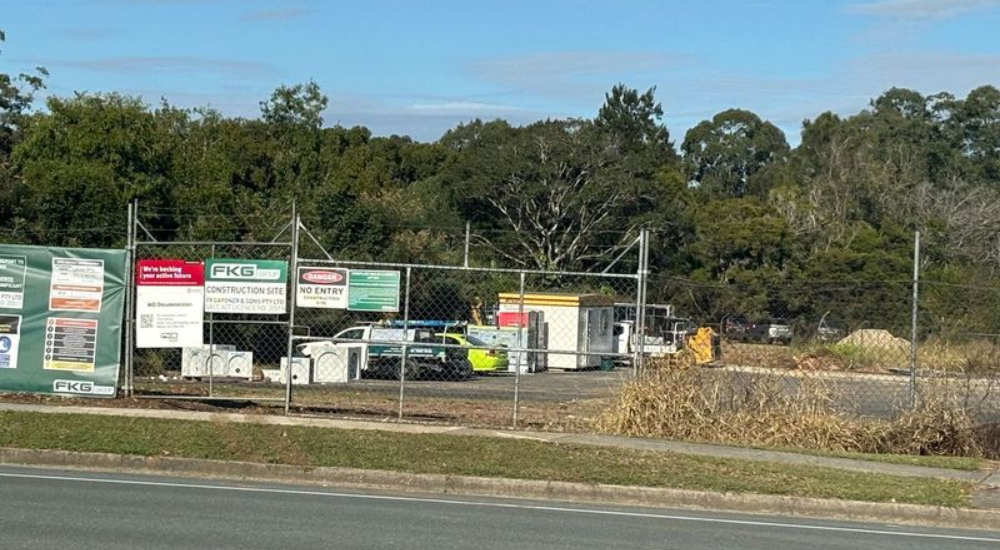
(595, 83), (675, 158)
(12, 93), (170, 246)
(260, 80), (327, 128)
(943, 85), (1000, 183)
(682, 109), (789, 198)
(443, 118), (660, 271)
(0, 30), (47, 242)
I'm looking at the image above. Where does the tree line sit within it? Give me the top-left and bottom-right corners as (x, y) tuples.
(2, 34), (998, 336)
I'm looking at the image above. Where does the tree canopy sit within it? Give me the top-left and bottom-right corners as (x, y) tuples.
(2, 32), (998, 332)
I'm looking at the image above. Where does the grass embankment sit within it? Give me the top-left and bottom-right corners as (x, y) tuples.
(0, 410), (970, 507)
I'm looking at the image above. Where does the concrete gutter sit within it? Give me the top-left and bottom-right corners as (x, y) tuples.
(0, 447), (997, 531)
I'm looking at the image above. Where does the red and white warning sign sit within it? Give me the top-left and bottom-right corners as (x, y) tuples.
(296, 267), (348, 309)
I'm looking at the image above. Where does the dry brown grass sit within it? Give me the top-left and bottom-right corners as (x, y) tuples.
(917, 338), (1000, 376)
(596, 356), (999, 459)
(724, 337), (1000, 376)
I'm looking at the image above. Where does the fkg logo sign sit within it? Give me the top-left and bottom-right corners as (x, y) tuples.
(210, 263), (283, 281)
(53, 379), (115, 396)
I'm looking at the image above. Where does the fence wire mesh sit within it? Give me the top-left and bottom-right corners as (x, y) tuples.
(288, 258), (640, 428)
(648, 274), (1000, 426)
(129, 208), (294, 403)
(119, 213), (1000, 436)
(918, 280), (1000, 423)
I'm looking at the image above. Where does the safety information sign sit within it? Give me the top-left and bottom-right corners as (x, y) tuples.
(136, 260), (205, 348)
(347, 270), (400, 312)
(297, 267), (349, 309)
(43, 317), (99, 373)
(49, 258), (105, 312)
(0, 314), (20, 369)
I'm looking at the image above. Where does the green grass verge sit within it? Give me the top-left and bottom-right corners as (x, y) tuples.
(0, 410), (970, 507)
(768, 446), (985, 471)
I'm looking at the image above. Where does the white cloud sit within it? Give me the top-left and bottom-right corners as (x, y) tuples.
(845, 0), (1000, 18)
(318, 92), (543, 140)
(845, 52), (1000, 92)
(239, 8), (310, 22)
(57, 27), (120, 42)
(469, 51), (685, 100)
(45, 56), (275, 77)
(408, 101), (522, 115)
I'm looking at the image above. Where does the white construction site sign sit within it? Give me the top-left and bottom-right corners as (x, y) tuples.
(204, 259), (288, 314)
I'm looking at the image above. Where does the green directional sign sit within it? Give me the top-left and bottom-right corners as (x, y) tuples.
(348, 270), (400, 312)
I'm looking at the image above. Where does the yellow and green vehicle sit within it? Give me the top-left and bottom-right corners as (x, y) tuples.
(436, 333), (509, 373)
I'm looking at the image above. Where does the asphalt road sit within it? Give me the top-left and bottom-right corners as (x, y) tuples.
(1, 466), (997, 550)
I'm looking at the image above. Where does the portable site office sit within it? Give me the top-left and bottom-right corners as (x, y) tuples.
(497, 292), (615, 370)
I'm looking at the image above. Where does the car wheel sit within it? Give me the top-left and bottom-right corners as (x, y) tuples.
(392, 360), (421, 380)
(452, 360), (473, 380)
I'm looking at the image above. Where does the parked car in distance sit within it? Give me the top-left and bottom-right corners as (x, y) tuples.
(720, 314), (751, 341)
(298, 325), (470, 380)
(747, 318), (794, 345)
(816, 316), (845, 343)
(436, 333), (507, 373)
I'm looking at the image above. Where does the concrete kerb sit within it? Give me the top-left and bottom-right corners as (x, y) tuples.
(0, 447), (997, 532)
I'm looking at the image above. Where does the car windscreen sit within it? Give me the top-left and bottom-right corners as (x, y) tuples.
(461, 334), (491, 347)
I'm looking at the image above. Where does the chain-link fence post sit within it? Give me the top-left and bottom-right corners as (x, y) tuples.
(207, 244), (216, 398)
(464, 221), (471, 269)
(398, 266), (412, 421)
(634, 228), (650, 375)
(284, 206), (300, 415)
(122, 201), (136, 397)
(909, 230), (921, 409)
(512, 271), (525, 428)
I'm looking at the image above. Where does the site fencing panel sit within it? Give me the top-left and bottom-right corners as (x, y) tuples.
(117, 208), (1000, 438)
(126, 206), (295, 404)
(290, 254), (642, 428)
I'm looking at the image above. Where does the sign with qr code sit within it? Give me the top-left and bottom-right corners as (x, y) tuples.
(0, 244), (125, 397)
(135, 260), (204, 348)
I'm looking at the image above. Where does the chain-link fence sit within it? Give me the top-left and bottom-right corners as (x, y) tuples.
(918, 279), (1000, 423)
(118, 209), (1000, 434)
(648, 269), (1000, 426)
(126, 206), (295, 405)
(653, 276), (918, 419)
(289, 253), (641, 429)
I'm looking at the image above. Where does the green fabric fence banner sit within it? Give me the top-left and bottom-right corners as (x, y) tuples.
(0, 244), (127, 397)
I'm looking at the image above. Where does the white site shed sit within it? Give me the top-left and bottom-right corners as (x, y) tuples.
(497, 292), (615, 370)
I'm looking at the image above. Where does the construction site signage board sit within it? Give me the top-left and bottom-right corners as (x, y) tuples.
(204, 259), (288, 314)
(0, 244), (125, 397)
(297, 267), (348, 309)
(136, 260), (205, 348)
(348, 270), (400, 312)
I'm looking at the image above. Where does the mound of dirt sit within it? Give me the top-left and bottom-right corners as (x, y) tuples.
(839, 329), (910, 350)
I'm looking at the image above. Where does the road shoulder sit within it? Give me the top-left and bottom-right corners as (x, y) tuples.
(1, 446), (997, 531)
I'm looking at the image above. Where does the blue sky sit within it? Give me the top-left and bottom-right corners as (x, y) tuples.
(3, 0), (1000, 143)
